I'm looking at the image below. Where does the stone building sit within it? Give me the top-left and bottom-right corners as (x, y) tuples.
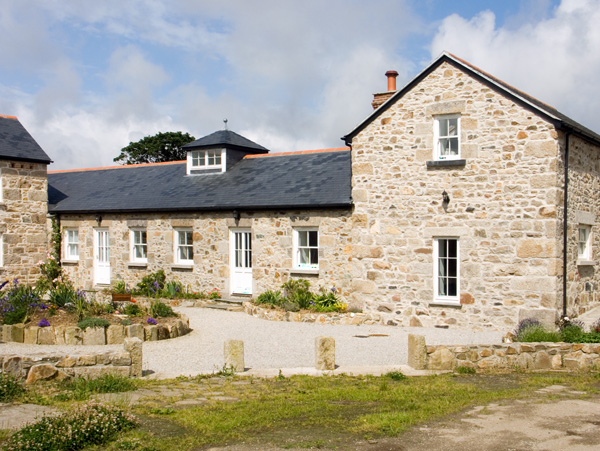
(44, 52), (600, 331)
(0, 115), (52, 283)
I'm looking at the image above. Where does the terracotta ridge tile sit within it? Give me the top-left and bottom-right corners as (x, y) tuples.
(48, 160), (186, 174)
(0, 114), (18, 120)
(244, 147), (350, 159)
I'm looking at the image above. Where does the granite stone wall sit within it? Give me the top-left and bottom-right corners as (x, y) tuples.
(0, 160), (48, 284)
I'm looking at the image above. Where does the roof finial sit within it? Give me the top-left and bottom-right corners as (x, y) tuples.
(223, 118), (228, 130)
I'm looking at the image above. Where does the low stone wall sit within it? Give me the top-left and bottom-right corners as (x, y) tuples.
(243, 302), (384, 325)
(408, 334), (600, 371)
(1, 338), (143, 383)
(0, 315), (190, 345)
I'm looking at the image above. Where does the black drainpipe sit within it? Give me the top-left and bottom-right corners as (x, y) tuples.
(562, 131), (571, 319)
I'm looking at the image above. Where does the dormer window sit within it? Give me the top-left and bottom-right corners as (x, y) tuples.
(187, 149), (225, 174)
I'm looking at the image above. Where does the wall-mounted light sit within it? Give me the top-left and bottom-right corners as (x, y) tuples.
(442, 190), (450, 211)
(95, 215), (102, 226)
(233, 210), (240, 224)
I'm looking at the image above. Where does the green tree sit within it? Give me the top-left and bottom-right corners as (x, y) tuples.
(113, 131), (196, 164)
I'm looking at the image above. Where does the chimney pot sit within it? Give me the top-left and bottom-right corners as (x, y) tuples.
(385, 70), (399, 91)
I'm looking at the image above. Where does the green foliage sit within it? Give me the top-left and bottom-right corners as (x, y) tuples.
(77, 317), (110, 330)
(112, 280), (129, 294)
(135, 270), (167, 297)
(384, 371), (407, 381)
(4, 401), (137, 451)
(48, 281), (85, 308)
(561, 324), (585, 343)
(165, 281), (182, 298)
(149, 301), (177, 318)
(312, 288), (346, 313)
(121, 319), (132, 326)
(456, 366), (477, 374)
(208, 288), (221, 300)
(0, 280), (41, 325)
(517, 324), (561, 342)
(255, 290), (284, 306)
(113, 131), (195, 164)
(58, 374), (137, 401)
(0, 373), (25, 402)
(123, 303), (142, 317)
(283, 279), (314, 310)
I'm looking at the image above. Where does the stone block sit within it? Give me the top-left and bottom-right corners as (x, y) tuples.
(144, 325), (158, 341)
(107, 325), (125, 344)
(24, 326), (39, 344)
(65, 327), (83, 345)
(3, 356), (23, 377)
(315, 336), (335, 371)
(534, 352), (552, 369)
(525, 140), (556, 158)
(38, 327), (57, 345)
(2, 325), (13, 343)
(56, 356), (77, 368)
(54, 326), (67, 345)
(518, 308), (557, 329)
(26, 364), (69, 384)
(83, 327), (106, 345)
(111, 352), (132, 366)
(428, 347), (454, 371)
(516, 239), (556, 258)
(69, 366), (130, 379)
(551, 354), (563, 369)
(10, 324), (24, 343)
(124, 338), (143, 377)
(176, 320), (187, 336)
(157, 326), (170, 340)
(167, 324), (179, 339)
(224, 339), (245, 372)
(77, 355), (96, 366)
(407, 334), (427, 370)
(126, 324), (144, 341)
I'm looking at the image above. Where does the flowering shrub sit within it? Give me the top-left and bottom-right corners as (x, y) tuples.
(149, 301), (176, 318)
(209, 288), (221, 300)
(0, 373), (24, 402)
(255, 280), (347, 313)
(4, 401), (138, 451)
(147, 317), (157, 325)
(37, 318), (50, 327)
(0, 279), (41, 325)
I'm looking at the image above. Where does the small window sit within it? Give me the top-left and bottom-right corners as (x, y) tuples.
(130, 229), (147, 263)
(294, 228), (319, 270)
(434, 238), (460, 303)
(64, 229), (79, 261)
(175, 229), (194, 265)
(189, 150), (223, 170)
(578, 225), (592, 261)
(434, 115), (460, 160)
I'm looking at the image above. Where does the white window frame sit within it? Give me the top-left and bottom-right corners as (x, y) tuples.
(64, 229), (79, 261)
(293, 228), (319, 271)
(578, 225), (592, 263)
(434, 114), (460, 160)
(0, 233), (3, 267)
(187, 149), (224, 173)
(433, 237), (460, 304)
(174, 229), (194, 265)
(130, 228), (148, 263)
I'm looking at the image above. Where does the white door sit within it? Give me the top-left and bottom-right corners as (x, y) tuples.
(94, 228), (111, 285)
(230, 229), (252, 294)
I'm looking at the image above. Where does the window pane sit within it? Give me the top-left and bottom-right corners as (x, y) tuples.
(448, 239), (457, 256)
(448, 258), (457, 276)
(438, 259), (446, 277)
(299, 248), (309, 265)
(439, 119), (448, 136)
(439, 239), (447, 258)
(308, 231), (318, 247)
(309, 248), (318, 265)
(447, 118), (458, 136)
(448, 278), (457, 296)
(298, 231), (308, 247)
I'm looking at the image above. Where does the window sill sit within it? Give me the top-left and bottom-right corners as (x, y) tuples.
(426, 159), (466, 168)
(290, 268), (319, 275)
(577, 259), (595, 267)
(429, 300), (462, 308)
(62, 259), (79, 265)
(171, 264), (193, 270)
(127, 262), (147, 268)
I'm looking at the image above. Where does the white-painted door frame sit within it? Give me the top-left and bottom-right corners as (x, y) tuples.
(230, 228), (252, 295)
(94, 228), (111, 285)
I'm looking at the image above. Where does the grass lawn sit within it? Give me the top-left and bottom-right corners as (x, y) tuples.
(3, 371), (600, 450)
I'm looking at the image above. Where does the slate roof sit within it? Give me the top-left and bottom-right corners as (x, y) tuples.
(343, 52), (600, 145)
(48, 149), (351, 214)
(0, 115), (52, 164)
(183, 129), (269, 154)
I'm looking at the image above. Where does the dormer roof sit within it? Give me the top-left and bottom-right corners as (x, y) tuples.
(182, 129), (269, 154)
(0, 115), (52, 164)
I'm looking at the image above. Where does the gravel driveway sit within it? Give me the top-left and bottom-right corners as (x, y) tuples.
(142, 307), (503, 378)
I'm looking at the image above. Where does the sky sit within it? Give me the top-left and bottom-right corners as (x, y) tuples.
(1, 0), (599, 170)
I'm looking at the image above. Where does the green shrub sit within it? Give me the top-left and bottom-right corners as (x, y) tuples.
(1, 280), (41, 325)
(255, 290), (284, 306)
(165, 281), (182, 298)
(121, 319), (132, 326)
(560, 324), (585, 343)
(135, 270), (166, 297)
(517, 324), (560, 342)
(4, 401), (137, 451)
(48, 282), (85, 308)
(384, 371), (407, 381)
(77, 317), (110, 330)
(112, 280), (128, 294)
(123, 303), (142, 317)
(0, 373), (25, 402)
(313, 289), (346, 312)
(58, 374), (137, 401)
(149, 301), (176, 318)
(456, 366), (477, 374)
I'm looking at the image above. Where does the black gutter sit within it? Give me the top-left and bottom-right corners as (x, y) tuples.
(562, 131), (571, 319)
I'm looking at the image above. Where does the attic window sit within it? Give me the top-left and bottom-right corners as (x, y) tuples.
(188, 150), (224, 174)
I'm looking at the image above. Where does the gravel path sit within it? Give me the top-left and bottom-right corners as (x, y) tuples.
(142, 307), (503, 378)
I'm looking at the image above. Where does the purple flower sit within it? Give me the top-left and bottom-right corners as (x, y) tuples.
(147, 318), (157, 325)
(38, 318), (50, 327)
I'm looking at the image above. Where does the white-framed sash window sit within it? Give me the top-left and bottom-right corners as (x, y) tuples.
(578, 225), (592, 262)
(64, 229), (79, 261)
(434, 114), (460, 160)
(130, 229), (147, 263)
(433, 237), (460, 304)
(293, 228), (319, 270)
(175, 229), (194, 265)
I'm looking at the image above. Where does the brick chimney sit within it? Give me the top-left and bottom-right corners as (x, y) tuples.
(371, 70), (398, 110)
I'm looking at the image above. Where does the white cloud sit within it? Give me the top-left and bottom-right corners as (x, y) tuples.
(430, 0), (600, 131)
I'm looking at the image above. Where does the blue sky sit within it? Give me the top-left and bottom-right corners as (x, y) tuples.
(2, 0), (598, 170)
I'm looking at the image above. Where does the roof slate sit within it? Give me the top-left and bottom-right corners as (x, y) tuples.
(182, 129), (269, 154)
(343, 52), (600, 145)
(48, 150), (351, 213)
(0, 116), (52, 164)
